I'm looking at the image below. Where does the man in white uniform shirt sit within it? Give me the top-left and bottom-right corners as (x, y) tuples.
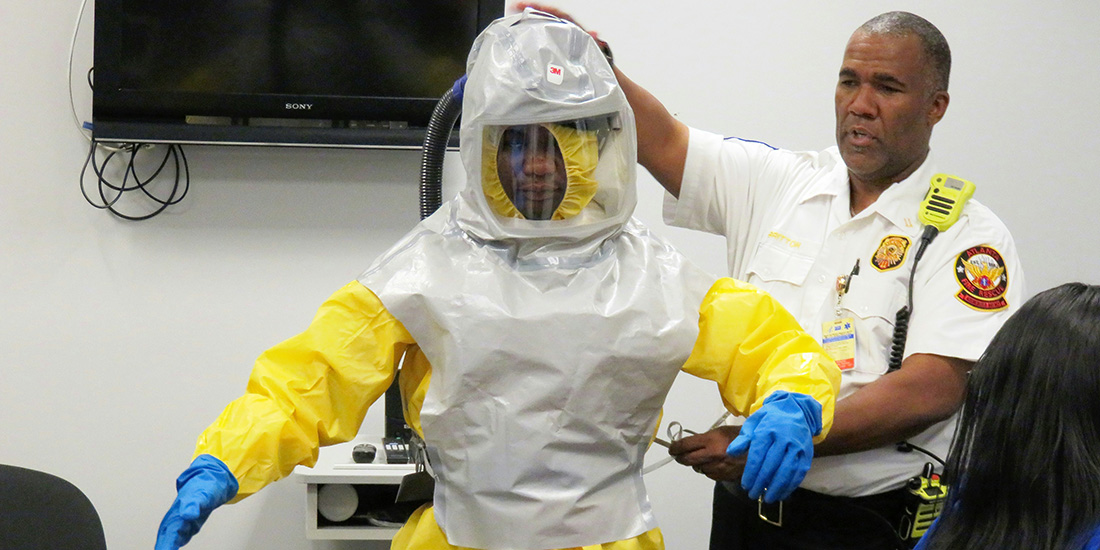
(515, 5), (1025, 549)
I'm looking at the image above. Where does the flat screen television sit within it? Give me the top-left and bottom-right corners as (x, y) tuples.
(93, 0), (504, 148)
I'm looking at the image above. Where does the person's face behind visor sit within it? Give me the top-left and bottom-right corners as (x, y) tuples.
(496, 125), (568, 221)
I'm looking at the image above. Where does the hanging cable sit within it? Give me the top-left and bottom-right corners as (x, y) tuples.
(69, 0), (93, 141)
(895, 441), (946, 466)
(73, 0), (190, 220)
(80, 139), (191, 220)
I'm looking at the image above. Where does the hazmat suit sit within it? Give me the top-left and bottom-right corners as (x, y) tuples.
(154, 9), (841, 550)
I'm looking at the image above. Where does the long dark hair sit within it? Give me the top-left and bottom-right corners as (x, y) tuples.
(925, 282), (1100, 549)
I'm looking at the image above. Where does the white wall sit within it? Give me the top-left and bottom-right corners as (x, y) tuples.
(3, 1), (1098, 549)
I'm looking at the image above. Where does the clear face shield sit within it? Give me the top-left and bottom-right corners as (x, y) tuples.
(496, 124), (570, 221)
(480, 113), (628, 223)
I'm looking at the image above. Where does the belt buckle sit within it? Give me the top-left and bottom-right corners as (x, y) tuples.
(757, 494), (783, 527)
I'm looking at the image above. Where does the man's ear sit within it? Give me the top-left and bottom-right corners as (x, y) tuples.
(928, 91), (950, 126)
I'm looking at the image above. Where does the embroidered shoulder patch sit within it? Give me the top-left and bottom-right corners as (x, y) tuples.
(871, 235), (911, 272)
(954, 246), (1009, 311)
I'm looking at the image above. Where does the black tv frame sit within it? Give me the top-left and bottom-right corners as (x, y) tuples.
(92, 1), (503, 148)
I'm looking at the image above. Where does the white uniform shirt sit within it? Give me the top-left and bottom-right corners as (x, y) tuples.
(665, 127), (1026, 496)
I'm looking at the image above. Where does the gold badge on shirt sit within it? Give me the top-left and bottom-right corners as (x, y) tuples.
(871, 235), (911, 272)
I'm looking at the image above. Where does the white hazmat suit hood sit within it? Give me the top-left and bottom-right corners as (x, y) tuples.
(455, 8), (637, 263)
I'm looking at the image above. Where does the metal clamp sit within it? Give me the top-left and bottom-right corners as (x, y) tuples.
(653, 420), (699, 448)
(758, 493), (783, 527)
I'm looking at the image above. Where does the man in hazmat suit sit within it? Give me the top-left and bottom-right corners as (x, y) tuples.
(154, 9), (841, 550)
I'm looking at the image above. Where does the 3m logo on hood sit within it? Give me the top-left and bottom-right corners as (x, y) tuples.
(547, 63), (564, 85)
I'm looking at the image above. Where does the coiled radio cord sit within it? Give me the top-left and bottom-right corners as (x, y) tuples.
(887, 225), (940, 372)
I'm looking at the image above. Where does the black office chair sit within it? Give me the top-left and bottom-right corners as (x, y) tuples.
(0, 464), (107, 550)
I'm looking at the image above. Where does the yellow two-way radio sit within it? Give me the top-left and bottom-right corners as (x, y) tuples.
(919, 174), (976, 233)
(898, 462), (950, 542)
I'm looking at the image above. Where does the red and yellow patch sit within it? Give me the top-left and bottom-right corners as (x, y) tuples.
(954, 245), (1009, 311)
(871, 235), (911, 272)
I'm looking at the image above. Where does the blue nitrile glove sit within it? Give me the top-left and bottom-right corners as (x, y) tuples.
(726, 391), (822, 503)
(155, 454), (239, 550)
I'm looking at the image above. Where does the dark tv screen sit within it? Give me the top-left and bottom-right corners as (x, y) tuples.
(93, 0), (503, 146)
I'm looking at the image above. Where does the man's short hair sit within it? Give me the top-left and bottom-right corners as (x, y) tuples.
(859, 11), (951, 93)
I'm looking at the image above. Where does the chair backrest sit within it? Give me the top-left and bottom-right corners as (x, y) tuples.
(0, 464), (107, 550)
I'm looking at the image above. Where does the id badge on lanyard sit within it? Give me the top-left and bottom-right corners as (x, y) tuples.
(822, 259), (860, 371)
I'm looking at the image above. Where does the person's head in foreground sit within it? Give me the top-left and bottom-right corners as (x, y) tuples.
(921, 282), (1100, 550)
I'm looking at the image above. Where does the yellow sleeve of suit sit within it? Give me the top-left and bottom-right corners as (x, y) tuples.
(681, 278), (841, 442)
(194, 281), (416, 501)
